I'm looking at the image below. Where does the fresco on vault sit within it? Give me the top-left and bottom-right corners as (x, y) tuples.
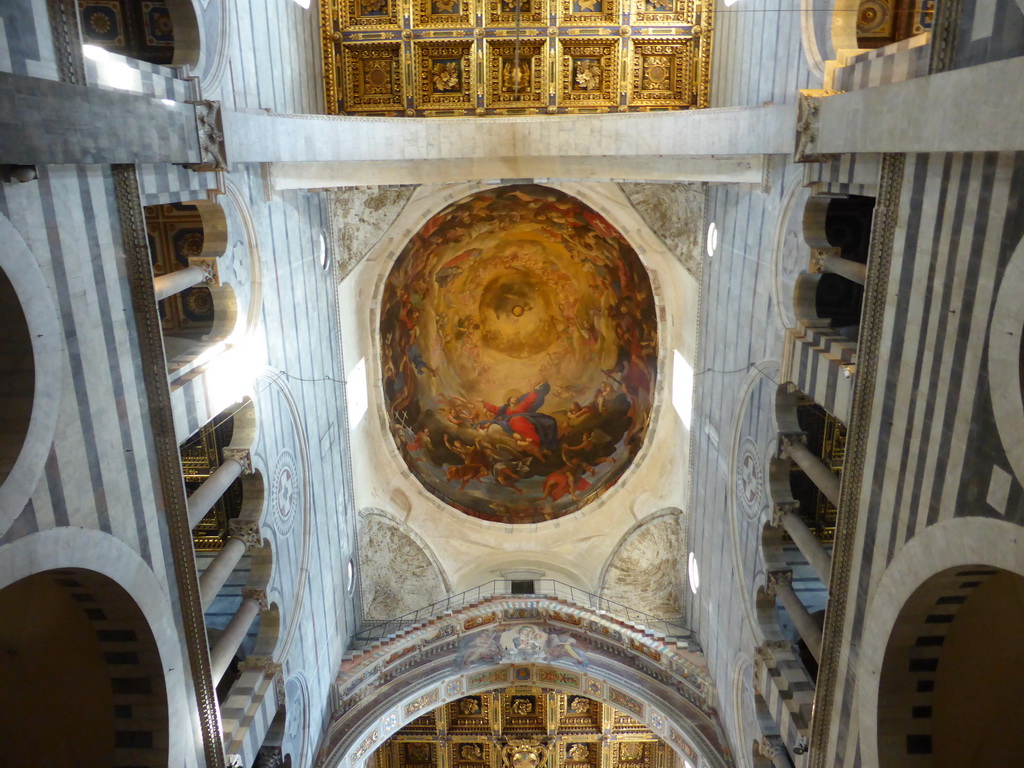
(380, 185), (657, 523)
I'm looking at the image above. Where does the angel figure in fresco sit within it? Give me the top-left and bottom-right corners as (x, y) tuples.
(406, 428), (434, 462)
(444, 435), (491, 490)
(476, 383), (559, 461)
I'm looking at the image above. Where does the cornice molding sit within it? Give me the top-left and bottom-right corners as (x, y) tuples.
(808, 152), (904, 768)
(113, 165), (226, 768)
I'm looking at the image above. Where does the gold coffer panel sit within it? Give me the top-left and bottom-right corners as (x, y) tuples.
(321, 0), (712, 116)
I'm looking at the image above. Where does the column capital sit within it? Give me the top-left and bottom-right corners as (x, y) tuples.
(186, 256), (220, 287)
(767, 571), (794, 595)
(760, 735), (787, 759)
(242, 587), (270, 611)
(222, 447), (254, 474)
(227, 519), (262, 552)
(778, 433), (808, 459)
(274, 665), (286, 710)
(771, 501), (801, 526)
(255, 745), (285, 768)
(809, 247), (840, 273)
(795, 89), (839, 163)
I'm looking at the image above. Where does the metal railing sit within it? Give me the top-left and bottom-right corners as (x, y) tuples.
(351, 579), (692, 647)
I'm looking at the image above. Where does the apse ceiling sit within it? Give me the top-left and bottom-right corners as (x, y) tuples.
(380, 185), (657, 523)
(370, 689), (679, 768)
(319, 0), (713, 116)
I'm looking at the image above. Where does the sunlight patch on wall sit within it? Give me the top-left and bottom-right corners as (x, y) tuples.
(673, 349), (694, 429)
(348, 356), (369, 429)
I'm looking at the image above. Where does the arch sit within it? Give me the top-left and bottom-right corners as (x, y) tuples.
(726, 361), (781, 644)
(0, 214), (63, 528)
(598, 508), (685, 619)
(0, 568), (170, 767)
(831, 0), (863, 54)
(769, 175), (812, 332)
(987, 233), (1024, 481)
(857, 517), (1024, 767)
(356, 510), (451, 620)
(78, 0), (202, 67)
(0, 527), (191, 767)
(802, 194), (875, 260)
(320, 599), (726, 768)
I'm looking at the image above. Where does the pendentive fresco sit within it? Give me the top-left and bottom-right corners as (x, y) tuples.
(380, 185), (657, 523)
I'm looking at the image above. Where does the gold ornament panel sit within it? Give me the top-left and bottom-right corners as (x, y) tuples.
(414, 0), (474, 27)
(372, 689), (676, 768)
(558, 39), (618, 106)
(486, 39), (548, 108)
(629, 37), (693, 108)
(342, 42), (405, 111)
(415, 40), (476, 109)
(321, 0), (712, 116)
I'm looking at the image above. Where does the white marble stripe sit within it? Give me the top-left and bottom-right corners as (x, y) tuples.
(934, 151), (1015, 525)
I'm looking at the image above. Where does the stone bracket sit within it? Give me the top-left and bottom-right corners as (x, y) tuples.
(795, 89), (839, 163)
(187, 100), (228, 172)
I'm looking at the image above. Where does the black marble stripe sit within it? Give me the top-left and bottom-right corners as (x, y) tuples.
(905, 154), (970, 540)
(885, 153), (957, 555)
(38, 169), (110, 532)
(930, 152), (999, 525)
(78, 167), (151, 564)
(836, 154), (923, 764)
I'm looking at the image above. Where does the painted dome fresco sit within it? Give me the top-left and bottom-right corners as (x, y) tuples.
(380, 185), (657, 523)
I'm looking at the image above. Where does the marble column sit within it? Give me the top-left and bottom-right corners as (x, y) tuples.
(187, 459), (243, 528)
(769, 572), (822, 662)
(820, 251), (867, 285)
(761, 735), (794, 768)
(199, 520), (261, 611)
(773, 504), (832, 585)
(210, 589), (266, 685)
(781, 436), (841, 508)
(154, 265), (210, 302)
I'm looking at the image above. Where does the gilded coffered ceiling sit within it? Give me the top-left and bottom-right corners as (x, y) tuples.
(319, 0), (713, 116)
(370, 689), (678, 768)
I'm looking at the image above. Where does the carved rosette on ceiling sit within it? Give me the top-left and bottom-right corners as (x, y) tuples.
(320, 0), (713, 116)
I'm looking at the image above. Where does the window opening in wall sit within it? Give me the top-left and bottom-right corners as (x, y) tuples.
(855, 0), (934, 50)
(347, 560), (356, 593)
(510, 580), (536, 595)
(78, 0), (176, 65)
(181, 413), (243, 551)
(789, 395), (845, 544)
(0, 268), (33, 486)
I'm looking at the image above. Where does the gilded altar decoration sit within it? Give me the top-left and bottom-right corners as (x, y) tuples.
(372, 689), (680, 768)
(380, 186), (658, 523)
(503, 739), (549, 768)
(568, 744), (589, 762)
(321, 0), (711, 115)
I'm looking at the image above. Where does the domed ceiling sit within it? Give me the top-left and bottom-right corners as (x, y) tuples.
(380, 185), (657, 523)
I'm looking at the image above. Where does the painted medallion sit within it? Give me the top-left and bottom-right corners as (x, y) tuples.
(380, 185), (657, 523)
